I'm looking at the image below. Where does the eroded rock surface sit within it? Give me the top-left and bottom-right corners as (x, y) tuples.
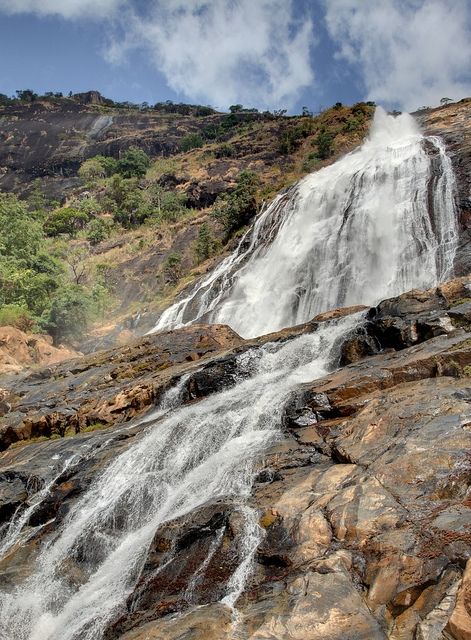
(0, 279), (471, 639)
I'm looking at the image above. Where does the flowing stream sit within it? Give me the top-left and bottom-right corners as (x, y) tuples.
(152, 108), (458, 338)
(0, 315), (357, 640)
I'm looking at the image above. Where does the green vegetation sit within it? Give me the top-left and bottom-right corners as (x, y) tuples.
(314, 129), (335, 160)
(163, 252), (182, 284)
(118, 146), (151, 178)
(0, 192), (115, 344)
(44, 207), (89, 237)
(194, 223), (216, 263)
(0, 304), (35, 331)
(180, 133), (204, 152)
(0, 97), (378, 346)
(212, 170), (259, 238)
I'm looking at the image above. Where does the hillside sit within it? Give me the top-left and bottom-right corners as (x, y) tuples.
(0, 92), (376, 362)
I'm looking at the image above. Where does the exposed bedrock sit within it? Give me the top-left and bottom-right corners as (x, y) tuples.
(0, 278), (471, 638)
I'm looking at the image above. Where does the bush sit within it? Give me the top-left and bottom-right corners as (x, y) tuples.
(86, 218), (112, 245)
(149, 185), (188, 223)
(46, 286), (92, 343)
(118, 147), (151, 178)
(202, 124), (223, 140)
(163, 252), (182, 284)
(194, 223), (215, 262)
(343, 117), (361, 133)
(0, 193), (43, 264)
(78, 158), (106, 184)
(215, 143), (236, 158)
(212, 170), (259, 237)
(0, 304), (35, 332)
(278, 120), (313, 155)
(314, 130), (335, 160)
(44, 207), (89, 237)
(180, 133), (204, 152)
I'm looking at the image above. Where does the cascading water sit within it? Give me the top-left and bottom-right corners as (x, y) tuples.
(0, 107), (460, 640)
(152, 108), (458, 338)
(0, 314), (358, 640)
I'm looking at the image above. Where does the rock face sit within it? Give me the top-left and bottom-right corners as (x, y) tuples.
(0, 279), (471, 639)
(421, 99), (471, 275)
(0, 326), (81, 376)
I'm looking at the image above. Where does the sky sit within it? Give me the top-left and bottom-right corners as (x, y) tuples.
(0, 0), (471, 114)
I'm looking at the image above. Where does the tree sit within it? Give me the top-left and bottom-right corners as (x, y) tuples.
(440, 97), (453, 105)
(163, 252), (182, 284)
(315, 130), (334, 160)
(0, 193), (43, 263)
(65, 245), (90, 285)
(15, 89), (38, 102)
(212, 170), (259, 237)
(180, 133), (204, 152)
(86, 218), (112, 245)
(302, 106), (313, 117)
(118, 146), (151, 178)
(229, 104), (244, 113)
(78, 158), (106, 184)
(46, 285), (92, 343)
(194, 223), (214, 262)
(150, 186), (187, 223)
(43, 207), (89, 237)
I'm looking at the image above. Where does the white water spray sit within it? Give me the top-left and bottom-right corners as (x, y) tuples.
(152, 108), (458, 338)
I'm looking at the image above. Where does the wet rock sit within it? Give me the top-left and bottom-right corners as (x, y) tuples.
(1, 280), (471, 639)
(0, 472), (28, 522)
(339, 325), (380, 365)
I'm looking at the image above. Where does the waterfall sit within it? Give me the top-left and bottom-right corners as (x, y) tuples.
(0, 314), (359, 640)
(151, 107), (458, 338)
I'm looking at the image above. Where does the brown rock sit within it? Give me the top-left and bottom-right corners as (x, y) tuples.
(445, 559), (471, 640)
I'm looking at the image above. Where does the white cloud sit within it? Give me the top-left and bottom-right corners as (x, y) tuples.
(324, 0), (471, 111)
(0, 0), (126, 19)
(106, 0), (315, 110)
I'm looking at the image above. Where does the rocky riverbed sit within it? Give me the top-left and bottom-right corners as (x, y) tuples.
(0, 278), (470, 638)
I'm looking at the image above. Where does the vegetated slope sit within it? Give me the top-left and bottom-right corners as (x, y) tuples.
(0, 92), (376, 355)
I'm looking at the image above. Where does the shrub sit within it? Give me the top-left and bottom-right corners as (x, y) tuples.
(0, 193), (43, 263)
(194, 223), (215, 262)
(78, 158), (106, 184)
(180, 133), (204, 152)
(343, 117), (361, 133)
(212, 170), (259, 237)
(118, 147), (151, 178)
(314, 130), (335, 160)
(215, 143), (236, 158)
(44, 207), (89, 237)
(46, 285), (92, 343)
(86, 218), (112, 245)
(278, 120), (313, 155)
(0, 304), (35, 332)
(163, 252), (182, 284)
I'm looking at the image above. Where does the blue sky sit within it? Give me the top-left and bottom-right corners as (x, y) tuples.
(1, 1), (471, 113)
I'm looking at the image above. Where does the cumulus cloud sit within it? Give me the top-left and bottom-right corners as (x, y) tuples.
(105, 0), (315, 110)
(324, 0), (471, 111)
(0, 0), (126, 19)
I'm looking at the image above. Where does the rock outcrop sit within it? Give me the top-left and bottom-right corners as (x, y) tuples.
(0, 326), (80, 376)
(0, 278), (470, 639)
